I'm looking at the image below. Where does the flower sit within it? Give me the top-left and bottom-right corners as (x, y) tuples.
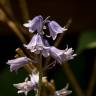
(23, 15), (43, 33)
(24, 34), (44, 54)
(49, 46), (76, 64)
(30, 72), (39, 90)
(13, 78), (33, 96)
(6, 57), (30, 72)
(13, 71), (39, 96)
(49, 46), (64, 64)
(48, 21), (67, 40)
(24, 34), (50, 57)
(54, 84), (72, 96)
(13, 71), (47, 96)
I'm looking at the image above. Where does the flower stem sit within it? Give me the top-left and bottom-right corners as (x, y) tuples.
(38, 53), (43, 96)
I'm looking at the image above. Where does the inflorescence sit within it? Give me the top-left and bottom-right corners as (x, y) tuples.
(6, 15), (76, 96)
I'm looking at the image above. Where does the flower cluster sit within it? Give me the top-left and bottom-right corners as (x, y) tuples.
(23, 15), (76, 63)
(6, 15), (76, 96)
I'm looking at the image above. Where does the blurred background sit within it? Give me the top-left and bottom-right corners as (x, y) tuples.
(0, 0), (96, 96)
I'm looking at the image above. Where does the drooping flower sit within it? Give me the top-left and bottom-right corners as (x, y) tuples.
(6, 57), (30, 72)
(13, 71), (39, 96)
(24, 34), (44, 54)
(49, 46), (64, 64)
(48, 21), (67, 40)
(13, 78), (33, 96)
(23, 15), (43, 33)
(24, 34), (50, 57)
(13, 71), (47, 96)
(49, 46), (76, 64)
(54, 84), (72, 96)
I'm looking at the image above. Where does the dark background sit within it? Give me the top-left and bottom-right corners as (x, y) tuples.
(0, 0), (96, 96)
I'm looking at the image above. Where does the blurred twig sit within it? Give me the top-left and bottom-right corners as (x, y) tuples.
(18, 0), (30, 21)
(63, 63), (84, 96)
(86, 57), (96, 96)
(0, 0), (14, 17)
(54, 18), (72, 47)
(0, 6), (26, 43)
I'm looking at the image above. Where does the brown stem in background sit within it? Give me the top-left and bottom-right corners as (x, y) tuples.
(0, 7), (26, 43)
(0, 0), (14, 17)
(54, 18), (72, 47)
(63, 63), (84, 96)
(18, 0), (30, 21)
(86, 58), (96, 96)
(38, 53), (43, 96)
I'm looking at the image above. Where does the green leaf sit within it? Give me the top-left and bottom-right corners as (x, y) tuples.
(77, 31), (96, 53)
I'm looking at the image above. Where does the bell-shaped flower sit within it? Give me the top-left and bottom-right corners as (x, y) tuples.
(23, 15), (43, 33)
(49, 46), (64, 64)
(6, 57), (30, 72)
(13, 71), (39, 96)
(24, 34), (44, 54)
(54, 84), (72, 96)
(13, 78), (33, 96)
(13, 71), (47, 95)
(48, 21), (67, 40)
(24, 34), (50, 57)
(49, 46), (76, 64)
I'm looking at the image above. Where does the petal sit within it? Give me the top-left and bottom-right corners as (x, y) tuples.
(10, 64), (23, 72)
(23, 34), (38, 49)
(23, 15), (43, 33)
(48, 21), (66, 40)
(6, 57), (30, 72)
(30, 72), (39, 85)
(24, 34), (44, 54)
(63, 47), (77, 61)
(49, 46), (63, 64)
(7, 57), (29, 64)
(50, 21), (64, 33)
(13, 78), (34, 96)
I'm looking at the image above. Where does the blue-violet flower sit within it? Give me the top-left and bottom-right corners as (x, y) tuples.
(49, 46), (76, 64)
(48, 21), (67, 40)
(13, 72), (39, 96)
(24, 34), (50, 57)
(7, 57), (30, 72)
(23, 15), (43, 33)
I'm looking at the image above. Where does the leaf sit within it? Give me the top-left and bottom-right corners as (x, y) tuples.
(77, 31), (96, 53)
